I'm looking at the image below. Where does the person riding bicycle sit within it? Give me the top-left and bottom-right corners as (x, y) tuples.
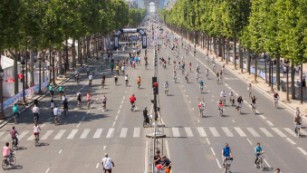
(12, 104), (19, 119)
(32, 104), (40, 122)
(77, 91), (82, 107)
(198, 100), (205, 116)
(164, 81), (169, 95)
(222, 143), (232, 165)
(102, 95), (107, 109)
(53, 105), (61, 123)
(237, 96), (243, 110)
(251, 96), (256, 108)
(196, 63), (200, 73)
(255, 143), (263, 164)
(49, 85), (54, 96)
(10, 126), (19, 147)
(129, 94), (136, 109)
(143, 107), (150, 124)
(247, 83), (252, 98)
(294, 112), (302, 134)
(2, 142), (13, 162)
(220, 90), (227, 104)
(58, 85), (64, 95)
(136, 76), (141, 88)
(218, 99), (224, 111)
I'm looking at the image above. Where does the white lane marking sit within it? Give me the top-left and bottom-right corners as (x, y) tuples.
(115, 115), (118, 120)
(216, 158), (222, 169)
(112, 121), (116, 127)
(284, 128), (297, 137)
(45, 168), (50, 173)
(18, 131), (29, 140)
(259, 128), (273, 137)
(234, 127), (247, 137)
(27, 134), (34, 141)
(259, 115), (266, 120)
(271, 128), (287, 138)
(96, 163), (99, 169)
(297, 147), (307, 155)
(267, 120), (274, 126)
(263, 159), (271, 168)
(165, 139), (171, 159)
(41, 130), (54, 140)
(222, 127), (233, 137)
(184, 127), (193, 137)
(67, 129), (78, 139)
(76, 122), (81, 128)
(246, 138), (253, 145)
(58, 149), (62, 154)
(210, 147), (216, 156)
(93, 128), (103, 139)
(172, 127), (180, 137)
(133, 127), (141, 138)
(120, 128), (128, 138)
(144, 140), (149, 173)
(209, 127), (220, 137)
(117, 110), (120, 114)
(54, 129), (66, 140)
(286, 138), (296, 145)
(206, 138), (211, 145)
(80, 129), (90, 139)
(106, 128), (114, 138)
(0, 132), (4, 138)
(247, 127), (260, 137)
(197, 127), (207, 137)
(103, 145), (106, 150)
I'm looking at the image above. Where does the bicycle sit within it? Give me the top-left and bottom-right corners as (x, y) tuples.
(2, 153), (16, 170)
(218, 106), (223, 117)
(199, 107), (205, 117)
(12, 137), (18, 150)
(294, 123), (301, 137)
(223, 157), (233, 173)
(274, 98), (279, 108)
(255, 153), (265, 170)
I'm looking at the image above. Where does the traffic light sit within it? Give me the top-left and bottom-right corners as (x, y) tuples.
(152, 77), (158, 94)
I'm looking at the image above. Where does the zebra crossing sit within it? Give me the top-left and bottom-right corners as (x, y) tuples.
(0, 126), (305, 142)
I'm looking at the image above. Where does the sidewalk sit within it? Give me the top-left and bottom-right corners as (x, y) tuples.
(166, 27), (307, 118)
(0, 57), (101, 127)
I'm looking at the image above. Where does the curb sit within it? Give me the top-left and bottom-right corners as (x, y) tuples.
(0, 65), (87, 129)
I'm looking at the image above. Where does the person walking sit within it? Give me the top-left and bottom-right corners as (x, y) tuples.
(102, 153), (114, 173)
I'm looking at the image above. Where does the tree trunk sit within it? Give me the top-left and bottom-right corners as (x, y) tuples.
(247, 49), (251, 74)
(239, 44), (243, 73)
(83, 38), (87, 63)
(226, 40), (230, 64)
(49, 47), (52, 84)
(254, 53), (258, 82)
(72, 39), (76, 68)
(233, 38), (237, 69)
(213, 37), (216, 55)
(221, 38), (225, 61)
(77, 39), (81, 66)
(291, 61), (295, 99)
(218, 37), (222, 59)
(65, 37), (69, 72)
(13, 54), (19, 94)
(276, 56), (280, 91)
(86, 36), (91, 59)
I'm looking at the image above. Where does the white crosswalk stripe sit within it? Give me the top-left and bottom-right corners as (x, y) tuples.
(133, 127), (140, 138)
(234, 127), (246, 137)
(106, 128), (114, 138)
(93, 128), (103, 139)
(80, 129), (90, 139)
(209, 127), (220, 137)
(27, 134), (34, 141)
(54, 130), (66, 140)
(0, 131), (5, 138)
(222, 127), (233, 137)
(3, 134), (11, 141)
(247, 127), (260, 137)
(120, 128), (128, 138)
(272, 128), (287, 138)
(184, 127), (193, 137)
(18, 131), (29, 140)
(284, 128), (297, 137)
(259, 128), (273, 137)
(67, 129), (78, 139)
(172, 128), (180, 137)
(41, 130), (54, 140)
(197, 127), (207, 137)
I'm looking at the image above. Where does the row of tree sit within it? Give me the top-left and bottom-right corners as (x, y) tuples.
(0, 0), (145, 95)
(161, 0), (306, 100)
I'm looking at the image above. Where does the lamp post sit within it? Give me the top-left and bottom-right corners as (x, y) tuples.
(0, 65), (5, 120)
(21, 58), (28, 105)
(37, 56), (42, 95)
(285, 60), (289, 101)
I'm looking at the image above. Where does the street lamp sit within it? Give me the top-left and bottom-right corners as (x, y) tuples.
(21, 58), (28, 105)
(37, 56), (43, 95)
(0, 65), (5, 120)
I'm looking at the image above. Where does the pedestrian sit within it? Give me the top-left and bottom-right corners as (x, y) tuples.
(275, 168), (281, 173)
(102, 153), (114, 173)
(162, 156), (172, 173)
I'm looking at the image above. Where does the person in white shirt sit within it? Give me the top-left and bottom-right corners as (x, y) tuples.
(102, 153), (114, 173)
(53, 105), (61, 124)
(32, 105), (40, 122)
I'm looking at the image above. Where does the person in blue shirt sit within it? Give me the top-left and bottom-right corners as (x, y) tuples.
(12, 104), (19, 119)
(49, 85), (54, 97)
(199, 80), (204, 87)
(222, 143), (232, 164)
(255, 142), (263, 164)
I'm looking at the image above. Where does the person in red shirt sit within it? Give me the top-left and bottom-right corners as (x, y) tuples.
(129, 94), (136, 111)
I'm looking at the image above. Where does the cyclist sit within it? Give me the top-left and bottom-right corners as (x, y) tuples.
(294, 112), (302, 135)
(33, 123), (41, 145)
(136, 76), (141, 88)
(251, 96), (256, 111)
(49, 85), (54, 97)
(125, 75), (129, 87)
(129, 94), (136, 111)
(114, 75), (118, 86)
(86, 91), (91, 108)
(247, 83), (252, 98)
(237, 96), (243, 112)
(77, 91), (82, 108)
(143, 107), (150, 125)
(199, 80), (204, 93)
(198, 100), (205, 117)
(10, 126), (19, 147)
(53, 105), (61, 124)
(229, 91), (235, 106)
(32, 104), (40, 123)
(164, 81), (169, 95)
(88, 73), (93, 86)
(273, 92), (279, 108)
(2, 142), (13, 163)
(58, 85), (64, 96)
(255, 143), (263, 165)
(63, 98), (68, 115)
(12, 104), (19, 120)
(101, 73), (106, 88)
(222, 143), (232, 165)
(220, 90), (227, 105)
(295, 107), (301, 117)
(102, 95), (107, 110)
